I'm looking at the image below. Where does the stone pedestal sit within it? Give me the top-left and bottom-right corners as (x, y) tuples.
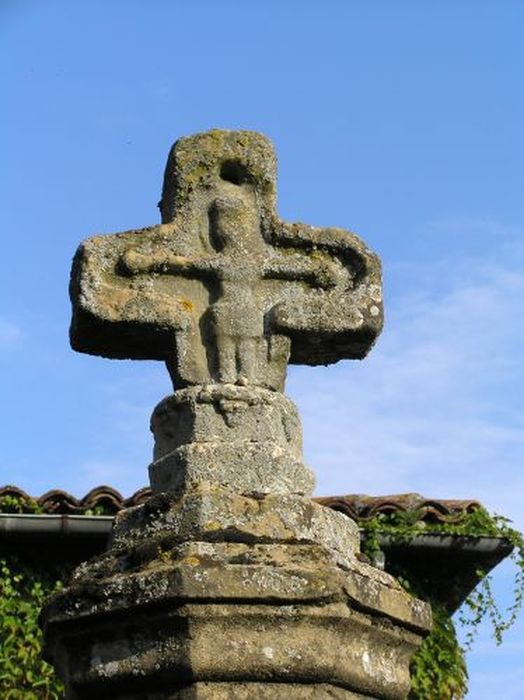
(42, 415), (431, 699)
(43, 130), (431, 699)
(149, 385), (314, 496)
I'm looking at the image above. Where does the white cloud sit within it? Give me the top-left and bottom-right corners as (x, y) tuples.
(289, 220), (524, 528)
(0, 317), (21, 349)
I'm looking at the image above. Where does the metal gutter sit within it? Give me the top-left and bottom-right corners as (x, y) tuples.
(373, 533), (513, 555)
(362, 531), (514, 612)
(0, 513), (114, 538)
(0, 516), (513, 555)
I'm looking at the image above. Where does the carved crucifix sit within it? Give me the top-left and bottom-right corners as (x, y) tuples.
(44, 132), (431, 700)
(70, 130), (383, 393)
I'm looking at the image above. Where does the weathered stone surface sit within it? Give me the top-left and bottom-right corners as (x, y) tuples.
(151, 385), (302, 459)
(150, 441), (313, 497)
(70, 130), (383, 391)
(42, 490), (430, 700)
(42, 130), (430, 700)
(44, 593), (425, 699)
(109, 487), (361, 558)
(170, 683), (370, 699)
(54, 545), (429, 633)
(44, 543), (427, 699)
(149, 384), (316, 495)
(99, 684), (376, 699)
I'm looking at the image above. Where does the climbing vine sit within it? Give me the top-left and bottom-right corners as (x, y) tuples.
(0, 556), (65, 699)
(360, 507), (524, 699)
(0, 495), (43, 514)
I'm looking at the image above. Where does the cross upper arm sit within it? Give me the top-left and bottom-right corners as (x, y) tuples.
(262, 252), (340, 289)
(271, 221), (371, 282)
(263, 221), (383, 365)
(121, 249), (219, 278)
(69, 223), (203, 362)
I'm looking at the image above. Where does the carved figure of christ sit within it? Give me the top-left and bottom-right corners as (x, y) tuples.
(70, 130), (383, 395)
(121, 193), (340, 385)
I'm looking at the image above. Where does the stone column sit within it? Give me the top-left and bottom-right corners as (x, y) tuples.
(41, 130), (431, 699)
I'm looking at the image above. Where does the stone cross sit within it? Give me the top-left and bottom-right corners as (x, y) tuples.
(71, 130), (383, 392)
(43, 132), (430, 700)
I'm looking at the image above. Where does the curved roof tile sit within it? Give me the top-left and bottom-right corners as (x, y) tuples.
(0, 485), (480, 522)
(316, 493), (481, 523)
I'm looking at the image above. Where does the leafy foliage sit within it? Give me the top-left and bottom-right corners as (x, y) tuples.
(360, 507), (524, 699)
(0, 495), (43, 514)
(409, 605), (468, 700)
(0, 556), (64, 699)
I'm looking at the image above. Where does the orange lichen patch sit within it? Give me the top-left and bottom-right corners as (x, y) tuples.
(204, 521), (221, 531)
(179, 299), (194, 312)
(183, 555), (201, 566)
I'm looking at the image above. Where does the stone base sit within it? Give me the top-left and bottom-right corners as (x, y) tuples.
(149, 386), (315, 496)
(42, 490), (431, 699)
(108, 484), (360, 557)
(113, 682), (371, 699)
(181, 684), (370, 699)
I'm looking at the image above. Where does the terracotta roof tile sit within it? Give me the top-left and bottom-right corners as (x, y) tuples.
(0, 485), (481, 523)
(0, 485), (151, 514)
(316, 493), (481, 523)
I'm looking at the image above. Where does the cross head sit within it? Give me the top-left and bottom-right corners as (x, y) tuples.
(70, 130), (383, 391)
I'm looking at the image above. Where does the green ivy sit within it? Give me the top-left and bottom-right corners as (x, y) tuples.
(0, 495), (43, 514)
(83, 504), (115, 516)
(360, 507), (524, 699)
(409, 604), (468, 700)
(0, 556), (64, 699)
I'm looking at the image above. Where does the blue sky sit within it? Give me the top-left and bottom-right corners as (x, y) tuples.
(1, 1), (523, 695)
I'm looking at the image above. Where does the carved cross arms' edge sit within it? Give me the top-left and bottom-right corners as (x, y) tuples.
(69, 221), (383, 368)
(69, 224), (188, 361)
(268, 221), (383, 364)
(69, 129), (384, 378)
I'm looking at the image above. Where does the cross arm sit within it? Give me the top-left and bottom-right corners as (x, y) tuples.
(120, 249), (218, 279)
(270, 221), (370, 281)
(69, 224), (196, 362)
(268, 221), (383, 365)
(262, 252), (340, 289)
